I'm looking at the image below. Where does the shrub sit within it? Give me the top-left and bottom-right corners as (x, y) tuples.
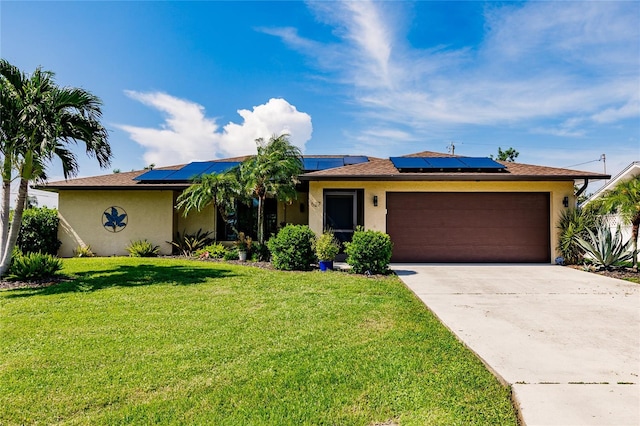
(126, 239), (160, 257)
(73, 245), (95, 257)
(267, 225), (316, 271)
(195, 242), (227, 259)
(576, 225), (632, 270)
(252, 242), (271, 262)
(315, 230), (340, 261)
(168, 229), (214, 256)
(16, 207), (61, 255)
(344, 228), (393, 275)
(557, 207), (600, 264)
(223, 247), (239, 261)
(9, 251), (63, 281)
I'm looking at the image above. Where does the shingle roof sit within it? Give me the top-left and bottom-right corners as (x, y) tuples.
(300, 155), (610, 181)
(35, 167), (191, 190)
(37, 152), (610, 191)
(402, 150), (461, 158)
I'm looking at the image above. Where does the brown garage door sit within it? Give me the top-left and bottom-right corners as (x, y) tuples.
(386, 192), (550, 262)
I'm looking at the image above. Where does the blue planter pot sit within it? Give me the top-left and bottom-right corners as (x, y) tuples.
(318, 260), (333, 271)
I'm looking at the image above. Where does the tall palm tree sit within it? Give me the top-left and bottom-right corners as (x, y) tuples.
(0, 59), (111, 276)
(176, 168), (243, 234)
(598, 175), (640, 269)
(240, 134), (302, 244)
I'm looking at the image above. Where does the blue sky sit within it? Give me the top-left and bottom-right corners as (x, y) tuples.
(2, 1), (639, 206)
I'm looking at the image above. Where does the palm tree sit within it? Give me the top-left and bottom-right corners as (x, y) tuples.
(176, 168), (243, 234)
(0, 59), (111, 276)
(240, 134), (302, 244)
(597, 175), (640, 269)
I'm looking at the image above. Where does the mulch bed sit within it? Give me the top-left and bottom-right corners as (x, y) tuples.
(594, 268), (639, 282)
(568, 265), (639, 283)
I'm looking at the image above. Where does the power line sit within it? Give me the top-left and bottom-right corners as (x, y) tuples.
(564, 159), (601, 168)
(564, 154), (606, 174)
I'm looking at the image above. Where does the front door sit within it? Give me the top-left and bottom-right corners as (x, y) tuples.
(324, 191), (357, 244)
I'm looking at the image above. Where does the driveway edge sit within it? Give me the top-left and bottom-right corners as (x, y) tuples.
(399, 278), (526, 426)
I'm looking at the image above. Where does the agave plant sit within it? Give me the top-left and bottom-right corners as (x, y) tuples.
(576, 225), (632, 270)
(167, 229), (214, 256)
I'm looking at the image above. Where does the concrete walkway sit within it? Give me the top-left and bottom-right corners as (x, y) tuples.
(392, 264), (640, 426)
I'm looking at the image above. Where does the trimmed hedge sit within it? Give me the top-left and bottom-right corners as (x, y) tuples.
(267, 225), (317, 271)
(17, 207), (61, 255)
(345, 228), (393, 275)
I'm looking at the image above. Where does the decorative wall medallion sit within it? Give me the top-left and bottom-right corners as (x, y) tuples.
(103, 206), (128, 232)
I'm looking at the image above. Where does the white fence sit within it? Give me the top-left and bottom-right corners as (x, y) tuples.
(600, 214), (633, 243)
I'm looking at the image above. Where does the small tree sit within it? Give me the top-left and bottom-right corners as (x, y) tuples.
(240, 134), (302, 244)
(0, 59), (111, 277)
(176, 168), (242, 234)
(491, 147), (519, 162)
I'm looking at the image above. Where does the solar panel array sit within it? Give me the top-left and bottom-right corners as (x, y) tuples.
(390, 157), (506, 173)
(302, 156), (368, 171)
(134, 161), (240, 183)
(135, 156), (370, 183)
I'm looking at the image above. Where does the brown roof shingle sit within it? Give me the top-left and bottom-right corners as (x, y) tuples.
(301, 155), (610, 181)
(38, 152), (610, 191)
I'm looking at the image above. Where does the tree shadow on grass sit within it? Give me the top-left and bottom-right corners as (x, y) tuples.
(3, 263), (236, 298)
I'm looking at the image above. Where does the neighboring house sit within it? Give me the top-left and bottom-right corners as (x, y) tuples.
(583, 161), (640, 243)
(38, 150), (608, 263)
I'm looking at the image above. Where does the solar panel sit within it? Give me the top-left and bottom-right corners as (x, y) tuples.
(303, 158), (345, 171)
(343, 156), (369, 165)
(201, 162), (241, 175)
(459, 158), (506, 170)
(391, 156), (507, 173)
(165, 162), (215, 181)
(424, 157), (468, 170)
(134, 169), (177, 181)
(389, 157), (430, 171)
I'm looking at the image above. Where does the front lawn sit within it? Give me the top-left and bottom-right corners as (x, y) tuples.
(0, 257), (516, 425)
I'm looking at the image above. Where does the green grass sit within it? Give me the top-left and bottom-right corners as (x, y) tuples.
(1, 257), (517, 425)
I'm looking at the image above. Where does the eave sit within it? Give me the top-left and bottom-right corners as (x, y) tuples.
(298, 173), (611, 182)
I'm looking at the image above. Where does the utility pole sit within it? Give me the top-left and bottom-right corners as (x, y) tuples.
(600, 153), (606, 175)
(447, 141), (456, 155)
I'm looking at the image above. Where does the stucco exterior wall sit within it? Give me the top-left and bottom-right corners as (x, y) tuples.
(58, 190), (175, 257)
(277, 192), (309, 227)
(176, 204), (216, 236)
(308, 180), (576, 263)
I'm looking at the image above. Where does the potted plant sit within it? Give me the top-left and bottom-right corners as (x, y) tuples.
(315, 230), (340, 271)
(235, 232), (252, 261)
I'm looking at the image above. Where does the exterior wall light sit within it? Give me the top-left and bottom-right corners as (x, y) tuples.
(562, 196), (569, 208)
(373, 195), (378, 207)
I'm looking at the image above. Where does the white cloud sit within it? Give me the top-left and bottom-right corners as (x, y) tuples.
(116, 93), (312, 167)
(264, 0), (639, 148)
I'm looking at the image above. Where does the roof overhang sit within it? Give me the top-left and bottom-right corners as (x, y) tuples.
(299, 173), (610, 182)
(33, 184), (191, 192)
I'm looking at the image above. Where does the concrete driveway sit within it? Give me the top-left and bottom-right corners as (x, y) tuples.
(393, 264), (640, 426)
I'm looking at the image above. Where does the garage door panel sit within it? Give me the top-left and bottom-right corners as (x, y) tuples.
(386, 192), (550, 263)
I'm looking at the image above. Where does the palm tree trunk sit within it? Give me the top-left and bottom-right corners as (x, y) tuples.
(0, 179), (11, 260)
(632, 220), (639, 270)
(0, 178), (28, 277)
(0, 157), (13, 257)
(257, 196), (265, 244)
